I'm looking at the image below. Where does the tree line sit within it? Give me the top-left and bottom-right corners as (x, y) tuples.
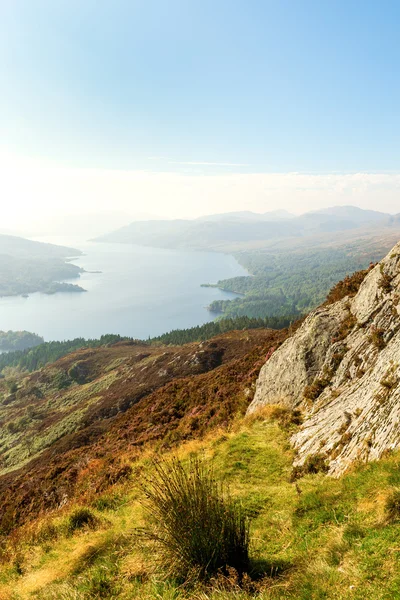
(0, 316), (295, 373)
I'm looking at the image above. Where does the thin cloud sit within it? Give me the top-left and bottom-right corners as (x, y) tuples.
(1, 149), (400, 227)
(169, 161), (251, 167)
(146, 156), (169, 160)
(146, 157), (251, 167)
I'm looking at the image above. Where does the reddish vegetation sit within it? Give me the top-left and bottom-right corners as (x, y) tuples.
(324, 263), (375, 305)
(0, 328), (290, 533)
(0, 266), (375, 536)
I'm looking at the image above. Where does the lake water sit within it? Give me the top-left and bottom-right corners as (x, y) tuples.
(0, 238), (247, 341)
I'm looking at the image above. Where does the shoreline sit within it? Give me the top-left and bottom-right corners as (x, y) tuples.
(201, 283), (246, 296)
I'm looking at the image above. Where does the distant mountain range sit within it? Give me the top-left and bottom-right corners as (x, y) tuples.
(15, 211), (164, 240)
(307, 205), (390, 223)
(95, 205), (400, 252)
(195, 209), (295, 222)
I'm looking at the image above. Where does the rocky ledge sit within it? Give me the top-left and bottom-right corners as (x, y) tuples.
(248, 242), (400, 476)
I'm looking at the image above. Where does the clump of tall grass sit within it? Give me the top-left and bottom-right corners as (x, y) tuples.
(385, 488), (400, 521)
(141, 457), (250, 582)
(67, 508), (99, 535)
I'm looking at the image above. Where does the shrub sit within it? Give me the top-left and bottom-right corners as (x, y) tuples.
(325, 265), (374, 305)
(67, 508), (98, 534)
(6, 420), (18, 434)
(378, 265), (393, 293)
(333, 313), (357, 343)
(370, 326), (386, 350)
(269, 406), (302, 429)
(385, 489), (400, 521)
(303, 370), (332, 401)
(291, 453), (329, 481)
(68, 361), (90, 384)
(55, 370), (73, 389)
(141, 457), (250, 581)
(303, 453), (329, 474)
(6, 380), (18, 394)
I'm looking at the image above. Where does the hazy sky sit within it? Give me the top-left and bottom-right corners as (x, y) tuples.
(1, 0), (400, 227)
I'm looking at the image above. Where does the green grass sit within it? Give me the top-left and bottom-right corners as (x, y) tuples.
(0, 369), (120, 476)
(140, 457), (250, 581)
(2, 415), (400, 599)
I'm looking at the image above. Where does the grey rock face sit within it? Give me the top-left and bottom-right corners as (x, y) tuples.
(249, 298), (351, 412)
(247, 242), (400, 476)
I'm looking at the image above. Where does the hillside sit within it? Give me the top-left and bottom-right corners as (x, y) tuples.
(0, 328), (287, 533)
(0, 235), (81, 260)
(0, 235), (84, 297)
(4, 414), (400, 599)
(195, 209), (296, 222)
(3, 245), (400, 597)
(1, 318), (400, 597)
(206, 237), (395, 318)
(0, 330), (44, 352)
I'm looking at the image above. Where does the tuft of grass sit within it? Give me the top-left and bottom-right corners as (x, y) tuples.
(378, 266), (393, 293)
(91, 493), (124, 512)
(303, 369), (333, 401)
(369, 326), (386, 350)
(268, 406), (303, 429)
(385, 489), (400, 522)
(67, 508), (99, 535)
(141, 457), (250, 582)
(291, 453), (329, 481)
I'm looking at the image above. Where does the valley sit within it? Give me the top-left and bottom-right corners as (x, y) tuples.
(2, 209), (400, 600)
(97, 207), (400, 320)
(3, 3), (400, 597)
(0, 243), (400, 598)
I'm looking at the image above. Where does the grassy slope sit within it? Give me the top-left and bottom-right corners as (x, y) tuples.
(1, 412), (400, 599)
(0, 329), (287, 532)
(0, 268), (398, 599)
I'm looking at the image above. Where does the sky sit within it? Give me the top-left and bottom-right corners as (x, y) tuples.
(1, 0), (400, 228)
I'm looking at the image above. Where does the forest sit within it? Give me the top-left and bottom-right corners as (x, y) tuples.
(0, 316), (294, 373)
(0, 234), (84, 297)
(0, 256), (84, 297)
(0, 331), (44, 352)
(149, 314), (294, 345)
(0, 334), (130, 373)
(207, 245), (386, 318)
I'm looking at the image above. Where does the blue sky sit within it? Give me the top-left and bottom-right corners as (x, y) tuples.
(1, 1), (400, 224)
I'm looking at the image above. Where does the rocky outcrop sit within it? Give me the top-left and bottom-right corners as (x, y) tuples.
(248, 242), (400, 476)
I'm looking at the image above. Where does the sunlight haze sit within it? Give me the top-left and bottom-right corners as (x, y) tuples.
(1, 1), (400, 228)
(1, 147), (400, 230)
